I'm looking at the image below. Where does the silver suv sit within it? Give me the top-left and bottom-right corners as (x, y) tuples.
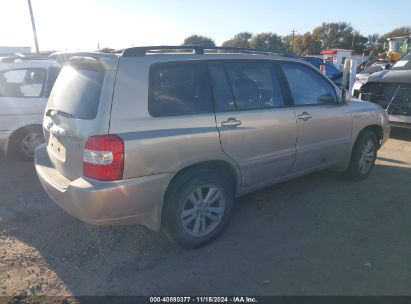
(35, 46), (390, 248)
(0, 55), (60, 160)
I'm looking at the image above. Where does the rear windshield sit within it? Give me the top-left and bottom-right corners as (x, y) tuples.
(49, 65), (104, 119)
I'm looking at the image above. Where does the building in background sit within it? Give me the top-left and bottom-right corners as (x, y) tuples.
(320, 49), (363, 68)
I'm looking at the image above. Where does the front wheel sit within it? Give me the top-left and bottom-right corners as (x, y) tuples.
(163, 169), (235, 248)
(346, 130), (378, 180)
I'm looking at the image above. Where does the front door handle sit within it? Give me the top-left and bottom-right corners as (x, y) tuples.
(221, 117), (242, 128)
(297, 112), (312, 121)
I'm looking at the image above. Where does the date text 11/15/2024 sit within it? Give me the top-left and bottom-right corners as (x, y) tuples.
(149, 297), (258, 303)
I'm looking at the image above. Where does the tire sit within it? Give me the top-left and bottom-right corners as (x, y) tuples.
(163, 168), (235, 248)
(8, 126), (44, 161)
(346, 130), (378, 180)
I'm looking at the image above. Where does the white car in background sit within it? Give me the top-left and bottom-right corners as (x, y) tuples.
(352, 62), (389, 98)
(0, 55), (60, 160)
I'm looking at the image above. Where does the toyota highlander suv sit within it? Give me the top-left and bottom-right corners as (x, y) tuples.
(34, 46), (390, 248)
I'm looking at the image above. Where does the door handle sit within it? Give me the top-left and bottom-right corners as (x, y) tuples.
(221, 117), (242, 128)
(297, 112), (312, 121)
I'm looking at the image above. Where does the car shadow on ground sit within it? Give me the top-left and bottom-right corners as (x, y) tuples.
(1, 155), (411, 296)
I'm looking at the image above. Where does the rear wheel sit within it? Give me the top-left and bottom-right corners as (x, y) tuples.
(163, 169), (234, 248)
(346, 130), (378, 180)
(9, 126), (44, 161)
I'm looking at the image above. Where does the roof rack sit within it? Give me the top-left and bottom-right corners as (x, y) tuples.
(122, 46), (296, 58)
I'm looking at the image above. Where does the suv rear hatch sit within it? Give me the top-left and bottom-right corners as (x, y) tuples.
(43, 53), (119, 181)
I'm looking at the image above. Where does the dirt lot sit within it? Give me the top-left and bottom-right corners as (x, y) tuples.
(0, 128), (410, 298)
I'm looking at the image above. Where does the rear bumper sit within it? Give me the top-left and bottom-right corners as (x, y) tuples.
(0, 131), (11, 156)
(34, 144), (173, 231)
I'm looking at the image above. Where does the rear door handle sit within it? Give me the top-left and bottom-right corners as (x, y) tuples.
(221, 117), (242, 128)
(297, 112), (312, 121)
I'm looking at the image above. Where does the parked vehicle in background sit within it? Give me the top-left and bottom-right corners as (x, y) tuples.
(359, 52), (411, 129)
(386, 36), (411, 62)
(352, 62), (390, 98)
(35, 46), (390, 248)
(0, 55), (61, 160)
(299, 56), (343, 86)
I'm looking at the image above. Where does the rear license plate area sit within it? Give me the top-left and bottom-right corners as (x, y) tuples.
(47, 133), (66, 162)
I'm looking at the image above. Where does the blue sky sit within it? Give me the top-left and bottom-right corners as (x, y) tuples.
(1, 0), (410, 51)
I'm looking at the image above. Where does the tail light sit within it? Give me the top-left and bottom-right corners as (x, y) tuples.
(355, 76), (360, 81)
(83, 135), (124, 181)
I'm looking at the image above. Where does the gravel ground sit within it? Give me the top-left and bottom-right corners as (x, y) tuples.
(0, 128), (410, 298)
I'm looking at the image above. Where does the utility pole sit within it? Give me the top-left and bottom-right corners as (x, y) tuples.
(291, 29), (297, 54)
(27, 0), (39, 54)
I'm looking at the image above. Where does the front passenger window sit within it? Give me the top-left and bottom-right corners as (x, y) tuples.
(281, 63), (337, 106)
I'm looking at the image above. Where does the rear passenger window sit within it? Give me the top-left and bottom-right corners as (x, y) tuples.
(210, 61), (285, 111)
(149, 62), (212, 117)
(0, 68), (46, 98)
(281, 63), (337, 106)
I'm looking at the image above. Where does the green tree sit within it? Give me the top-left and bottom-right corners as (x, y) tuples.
(182, 35), (216, 46)
(365, 34), (385, 55)
(382, 27), (411, 39)
(250, 33), (285, 51)
(351, 31), (368, 53)
(299, 32), (322, 55)
(282, 34), (294, 53)
(283, 32), (322, 55)
(312, 22), (367, 53)
(222, 32), (253, 48)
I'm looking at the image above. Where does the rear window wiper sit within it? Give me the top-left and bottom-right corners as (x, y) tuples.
(45, 108), (74, 118)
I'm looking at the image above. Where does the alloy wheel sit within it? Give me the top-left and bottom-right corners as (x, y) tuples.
(180, 184), (226, 237)
(358, 139), (375, 175)
(21, 132), (44, 158)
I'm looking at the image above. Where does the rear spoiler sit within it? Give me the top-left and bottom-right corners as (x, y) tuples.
(49, 52), (119, 70)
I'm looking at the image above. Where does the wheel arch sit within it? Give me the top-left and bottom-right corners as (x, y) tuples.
(161, 160), (241, 225)
(334, 124), (384, 172)
(6, 124), (43, 156)
(356, 124), (384, 149)
(345, 124), (381, 180)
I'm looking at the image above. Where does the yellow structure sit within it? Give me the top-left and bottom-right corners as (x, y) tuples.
(387, 36), (411, 62)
